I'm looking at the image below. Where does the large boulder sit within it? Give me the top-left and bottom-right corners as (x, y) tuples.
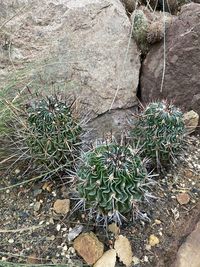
(141, 3), (200, 116)
(0, 0), (140, 139)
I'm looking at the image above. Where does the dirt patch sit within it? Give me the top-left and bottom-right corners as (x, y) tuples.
(0, 136), (200, 267)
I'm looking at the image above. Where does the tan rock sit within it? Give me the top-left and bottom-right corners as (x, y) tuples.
(94, 249), (116, 267)
(173, 220), (200, 267)
(154, 219), (162, 225)
(149, 234), (160, 246)
(176, 193), (190, 205)
(73, 232), (104, 265)
(183, 110), (199, 134)
(108, 223), (120, 235)
(27, 253), (40, 264)
(114, 235), (133, 267)
(184, 169), (194, 178)
(53, 199), (70, 214)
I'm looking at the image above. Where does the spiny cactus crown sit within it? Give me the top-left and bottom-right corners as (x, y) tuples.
(78, 144), (147, 215)
(132, 101), (186, 168)
(25, 95), (82, 173)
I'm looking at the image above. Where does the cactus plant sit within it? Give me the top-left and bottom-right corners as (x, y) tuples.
(77, 143), (148, 216)
(22, 95), (82, 174)
(131, 101), (186, 169)
(132, 10), (149, 53)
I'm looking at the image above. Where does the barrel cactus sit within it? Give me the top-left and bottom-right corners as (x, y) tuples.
(77, 144), (147, 216)
(23, 95), (82, 174)
(131, 101), (186, 169)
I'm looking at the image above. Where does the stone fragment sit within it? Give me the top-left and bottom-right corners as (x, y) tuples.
(42, 181), (53, 192)
(33, 189), (42, 197)
(56, 224), (61, 231)
(94, 249), (116, 267)
(183, 110), (199, 134)
(73, 232), (104, 265)
(149, 234), (160, 246)
(108, 223), (120, 235)
(155, 219), (162, 225)
(34, 202), (41, 212)
(68, 225), (83, 242)
(173, 220), (200, 267)
(114, 235), (133, 266)
(184, 169), (194, 178)
(27, 253), (40, 264)
(176, 193), (190, 205)
(53, 199), (70, 214)
(132, 256), (140, 265)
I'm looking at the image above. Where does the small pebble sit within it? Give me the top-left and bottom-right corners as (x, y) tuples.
(34, 202), (41, 212)
(132, 256), (140, 265)
(14, 169), (20, 174)
(8, 239), (14, 244)
(63, 245), (68, 251)
(56, 224), (61, 231)
(52, 191), (57, 197)
(145, 244), (151, 250)
(149, 234), (160, 246)
(68, 247), (75, 254)
(47, 235), (55, 241)
(33, 189), (42, 197)
(176, 192), (190, 205)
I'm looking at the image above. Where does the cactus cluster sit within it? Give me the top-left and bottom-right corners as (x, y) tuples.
(77, 144), (147, 215)
(131, 101), (186, 168)
(24, 95), (82, 173)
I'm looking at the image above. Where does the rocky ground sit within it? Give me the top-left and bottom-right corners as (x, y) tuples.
(0, 134), (200, 267)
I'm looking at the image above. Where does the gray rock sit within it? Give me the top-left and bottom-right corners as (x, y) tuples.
(68, 225), (83, 242)
(34, 202), (41, 212)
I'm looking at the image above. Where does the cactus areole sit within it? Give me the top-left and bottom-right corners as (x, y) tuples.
(78, 144), (147, 214)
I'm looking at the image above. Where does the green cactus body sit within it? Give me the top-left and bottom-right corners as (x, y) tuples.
(132, 10), (148, 53)
(25, 96), (82, 172)
(78, 144), (147, 215)
(132, 101), (186, 168)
